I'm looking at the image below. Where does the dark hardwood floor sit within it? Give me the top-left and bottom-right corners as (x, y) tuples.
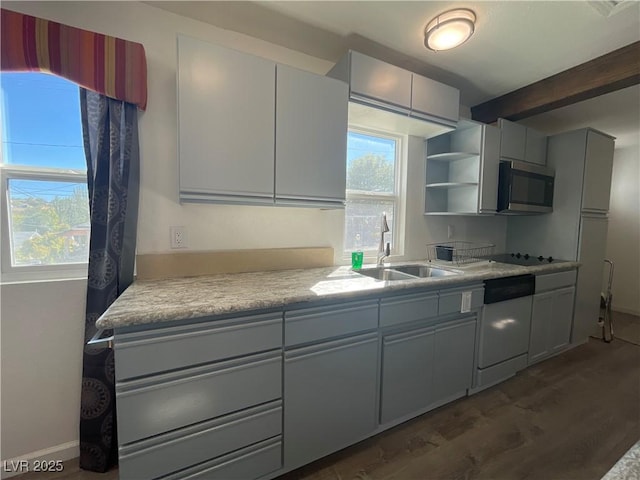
(609, 310), (640, 345)
(13, 314), (640, 480)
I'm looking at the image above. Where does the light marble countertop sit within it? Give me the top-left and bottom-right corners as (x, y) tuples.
(601, 440), (640, 480)
(96, 260), (579, 329)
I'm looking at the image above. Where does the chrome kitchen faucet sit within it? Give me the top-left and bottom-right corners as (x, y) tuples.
(377, 212), (391, 265)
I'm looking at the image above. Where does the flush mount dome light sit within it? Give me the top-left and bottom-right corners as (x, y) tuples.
(424, 8), (476, 52)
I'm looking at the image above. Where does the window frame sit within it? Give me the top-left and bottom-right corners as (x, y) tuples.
(0, 164), (89, 283)
(343, 126), (407, 261)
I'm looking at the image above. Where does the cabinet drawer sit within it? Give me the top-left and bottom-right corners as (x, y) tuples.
(285, 300), (378, 346)
(114, 312), (282, 380)
(535, 270), (576, 293)
(119, 401), (282, 479)
(439, 287), (484, 316)
(380, 292), (438, 328)
(116, 351), (281, 444)
(160, 436), (282, 480)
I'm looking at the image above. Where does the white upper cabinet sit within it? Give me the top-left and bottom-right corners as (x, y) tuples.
(582, 130), (615, 212)
(524, 127), (548, 166)
(349, 51), (412, 112)
(275, 65), (348, 207)
(327, 50), (458, 138)
(177, 35), (348, 208)
(498, 118), (547, 166)
(498, 118), (526, 161)
(411, 74), (460, 124)
(178, 35), (276, 204)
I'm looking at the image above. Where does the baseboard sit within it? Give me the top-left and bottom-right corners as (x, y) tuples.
(613, 307), (640, 317)
(1, 441), (78, 479)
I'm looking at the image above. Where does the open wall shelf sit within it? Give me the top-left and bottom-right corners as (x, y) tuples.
(424, 119), (500, 215)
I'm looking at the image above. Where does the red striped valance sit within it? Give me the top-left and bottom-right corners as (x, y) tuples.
(1, 9), (147, 109)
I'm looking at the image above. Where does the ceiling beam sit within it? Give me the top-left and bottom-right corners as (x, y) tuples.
(471, 41), (640, 124)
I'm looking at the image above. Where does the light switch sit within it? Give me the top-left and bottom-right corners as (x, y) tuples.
(461, 291), (472, 313)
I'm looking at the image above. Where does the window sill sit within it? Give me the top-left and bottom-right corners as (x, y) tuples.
(0, 266), (88, 285)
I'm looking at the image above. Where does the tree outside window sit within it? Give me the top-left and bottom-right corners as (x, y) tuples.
(1, 72), (89, 276)
(344, 130), (402, 256)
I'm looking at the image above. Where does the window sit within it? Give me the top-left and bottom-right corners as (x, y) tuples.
(1, 72), (89, 281)
(344, 128), (405, 258)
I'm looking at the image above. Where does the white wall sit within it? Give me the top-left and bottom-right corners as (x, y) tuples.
(1, 280), (86, 464)
(0, 0), (507, 464)
(604, 145), (640, 315)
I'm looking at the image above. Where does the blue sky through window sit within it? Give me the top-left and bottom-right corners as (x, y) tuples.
(346, 131), (395, 166)
(1, 72), (85, 170)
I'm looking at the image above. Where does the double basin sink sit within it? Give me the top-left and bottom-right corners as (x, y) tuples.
(354, 264), (461, 281)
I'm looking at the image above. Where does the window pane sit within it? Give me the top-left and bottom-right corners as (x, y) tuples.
(8, 179), (90, 266)
(346, 131), (396, 193)
(1, 73), (85, 169)
(344, 199), (394, 253)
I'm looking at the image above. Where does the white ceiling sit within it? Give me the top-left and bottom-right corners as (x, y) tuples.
(147, 0), (640, 145)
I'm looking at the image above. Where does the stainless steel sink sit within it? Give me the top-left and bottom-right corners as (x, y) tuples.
(355, 267), (416, 281)
(354, 264), (461, 281)
(392, 264), (460, 277)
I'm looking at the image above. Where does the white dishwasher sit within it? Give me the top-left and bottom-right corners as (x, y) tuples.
(473, 274), (535, 391)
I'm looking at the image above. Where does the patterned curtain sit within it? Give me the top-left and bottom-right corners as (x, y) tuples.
(79, 89), (140, 472)
(1, 8), (147, 109)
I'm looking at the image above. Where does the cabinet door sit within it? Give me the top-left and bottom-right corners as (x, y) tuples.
(529, 292), (553, 365)
(284, 333), (378, 471)
(275, 65), (348, 206)
(178, 35), (275, 203)
(498, 119), (526, 161)
(524, 127), (548, 166)
(411, 74), (459, 123)
(433, 317), (476, 403)
(550, 286), (575, 354)
(349, 51), (412, 112)
(582, 130), (615, 213)
(380, 326), (434, 424)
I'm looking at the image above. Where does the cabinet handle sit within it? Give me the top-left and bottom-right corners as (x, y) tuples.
(117, 316), (282, 348)
(285, 333), (378, 361)
(384, 326), (434, 345)
(435, 317), (476, 333)
(286, 301), (378, 322)
(275, 195), (345, 206)
(87, 329), (113, 349)
(350, 93), (411, 116)
(409, 109), (457, 127)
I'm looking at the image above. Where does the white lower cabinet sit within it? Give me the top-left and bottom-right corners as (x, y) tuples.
(529, 286), (576, 365)
(433, 317), (476, 402)
(113, 279), (589, 479)
(114, 312), (284, 480)
(283, 332), (379, 470)
(380, 326), (435, 424)
(380, 316), (476, 425)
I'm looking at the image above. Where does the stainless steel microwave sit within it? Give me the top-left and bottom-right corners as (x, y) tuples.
(498, 160), (555, 214)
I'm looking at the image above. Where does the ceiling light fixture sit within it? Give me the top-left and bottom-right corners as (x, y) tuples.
(424, 8), (476, 52)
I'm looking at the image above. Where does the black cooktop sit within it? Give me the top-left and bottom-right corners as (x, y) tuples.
(487, 253), (565, 266)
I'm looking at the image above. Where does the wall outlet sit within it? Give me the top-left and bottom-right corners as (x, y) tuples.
(170, 226), (187, 249)
(448, 225), (454, 240)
